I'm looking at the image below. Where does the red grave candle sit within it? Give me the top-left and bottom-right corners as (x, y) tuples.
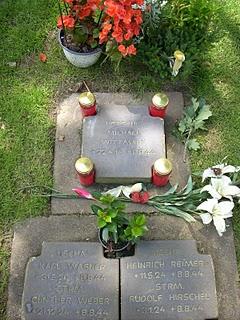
(149, 92), (169, 119)
(79, 92), (97, 117)
(75, 157), (95, 186)
(152, 158), (172, 187)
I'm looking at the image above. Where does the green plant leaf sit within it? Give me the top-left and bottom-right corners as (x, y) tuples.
(132, 226), (144, 237)
(194, 104), (212, 129)
(108, 223), (117, 233)
(100, 194), (116, 204)
(178, 120), (186, 133)
(124, 227), (131, 237)
(106, 40), (114, 53)
(105, 216), (112, 223)
(93, 8), (102, 23)
(182, 176), (193, 195)
(92, 28), (99, 39)
(91, 191), (102, 200)
(90, 40), (98, 49)
(112, 200), (126, 210)
(91, 204), (102, 215)
(135, 214), (146, 226)
(108, 209), (118, 218)
(163, 184), (179, 195)
(110, 51), (122, 63)
(102, 227), (109, 242)
(97, 218), (107, 228)
(191, 97), (200, 113)
(187, 139), (200, 150)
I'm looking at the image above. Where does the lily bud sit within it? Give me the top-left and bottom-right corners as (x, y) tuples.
(171, 50), (185, 76)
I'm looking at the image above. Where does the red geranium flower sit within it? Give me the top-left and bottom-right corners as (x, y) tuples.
(57, 15), (75, 29)
(118, 44), (136, 56)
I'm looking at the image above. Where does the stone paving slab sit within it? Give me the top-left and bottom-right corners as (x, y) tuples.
(51, 92), (189, 215)
(7, 215), (240, 320)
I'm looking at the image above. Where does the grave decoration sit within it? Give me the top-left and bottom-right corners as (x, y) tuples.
(80, 97), (166, 184)
(91, 193), (148, 257)
(152, 158), (172, 186)
(42, 162), (240, 237)
(149, 92), (169, 118)
(78, 92), (97, 117)
(56, 0), (144, 67)
(57, 0), (186, 74)
(31, 162), (240, 237)
(75, 157), (96, 186)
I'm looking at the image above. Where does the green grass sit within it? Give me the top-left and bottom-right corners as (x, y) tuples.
(0, 0), (240, 318)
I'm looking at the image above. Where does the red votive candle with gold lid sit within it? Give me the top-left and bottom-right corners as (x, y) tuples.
(75, 157), (95, 186)
(149, 92), (169, 118)
(79, 92), (97, 117)
(152, 158), (172, 186)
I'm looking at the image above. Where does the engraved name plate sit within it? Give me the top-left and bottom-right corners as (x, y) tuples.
(81, 105), (165, 183)
(121, 240), (218, 320)
(21, 242), (119, 320)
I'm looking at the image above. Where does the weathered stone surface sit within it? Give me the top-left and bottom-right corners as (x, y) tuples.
(7, 215), (240, 320)
(51, 92), (189, 215)
(21, 242), (118, 320)
(121, 240), (218, 320)
(81, 105), (165, 183)
(7, 216), (98, 320)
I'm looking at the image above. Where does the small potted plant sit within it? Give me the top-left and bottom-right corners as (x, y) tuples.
(91, 193), (148, 258)
(57, 0), (103, 67)
(57, 0), (144, 67)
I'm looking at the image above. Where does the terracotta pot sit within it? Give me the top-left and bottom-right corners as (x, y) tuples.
(58, 30), (102, 68)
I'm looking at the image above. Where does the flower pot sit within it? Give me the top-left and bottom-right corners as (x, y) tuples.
(98, 229), (129, 253)
(58, 30), (102, 68)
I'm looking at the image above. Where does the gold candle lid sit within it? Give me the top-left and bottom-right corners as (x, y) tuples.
(75, 157), (93, 174)
(79, 92), (95, 107)
(174, 50), (185, 62)
(152, 92), (169, 109)
(154, 158), (172, 175)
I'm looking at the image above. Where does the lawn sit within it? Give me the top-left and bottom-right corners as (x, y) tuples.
(0, 0), (240, 318)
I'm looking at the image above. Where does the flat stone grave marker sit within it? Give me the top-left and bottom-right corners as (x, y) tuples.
(121, 240), (218, 320)
(21, 242), (119, 320)
(21, 240), (218, 320)
(81, 105), (165, 184)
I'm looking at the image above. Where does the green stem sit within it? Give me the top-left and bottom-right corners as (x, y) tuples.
(57, 0), (68, 44)
(183, 128), (193, 162)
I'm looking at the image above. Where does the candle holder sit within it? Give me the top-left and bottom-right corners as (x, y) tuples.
(75, 157), (95, 186)
(149, 92), (169, 118)
(79, 92), (97, 117)
(152, 158), (172, 187)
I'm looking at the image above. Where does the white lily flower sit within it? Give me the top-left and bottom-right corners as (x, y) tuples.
(202, 163), (236, 182)
(122, 183), (143, 198)
(105, 183), (143, 198)
(197, 198), (234, 236)
(201, 176), (240, 201)
(105, 186), (123, 197)
(235, 166), (240, 172)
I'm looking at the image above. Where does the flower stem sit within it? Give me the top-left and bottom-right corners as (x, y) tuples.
(57, 0), (68, 44)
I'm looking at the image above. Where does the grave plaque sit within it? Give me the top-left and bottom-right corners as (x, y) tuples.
(21, 242), (119, 320)
(121, 240), (218, 320)
(81, 105), (165, 184)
